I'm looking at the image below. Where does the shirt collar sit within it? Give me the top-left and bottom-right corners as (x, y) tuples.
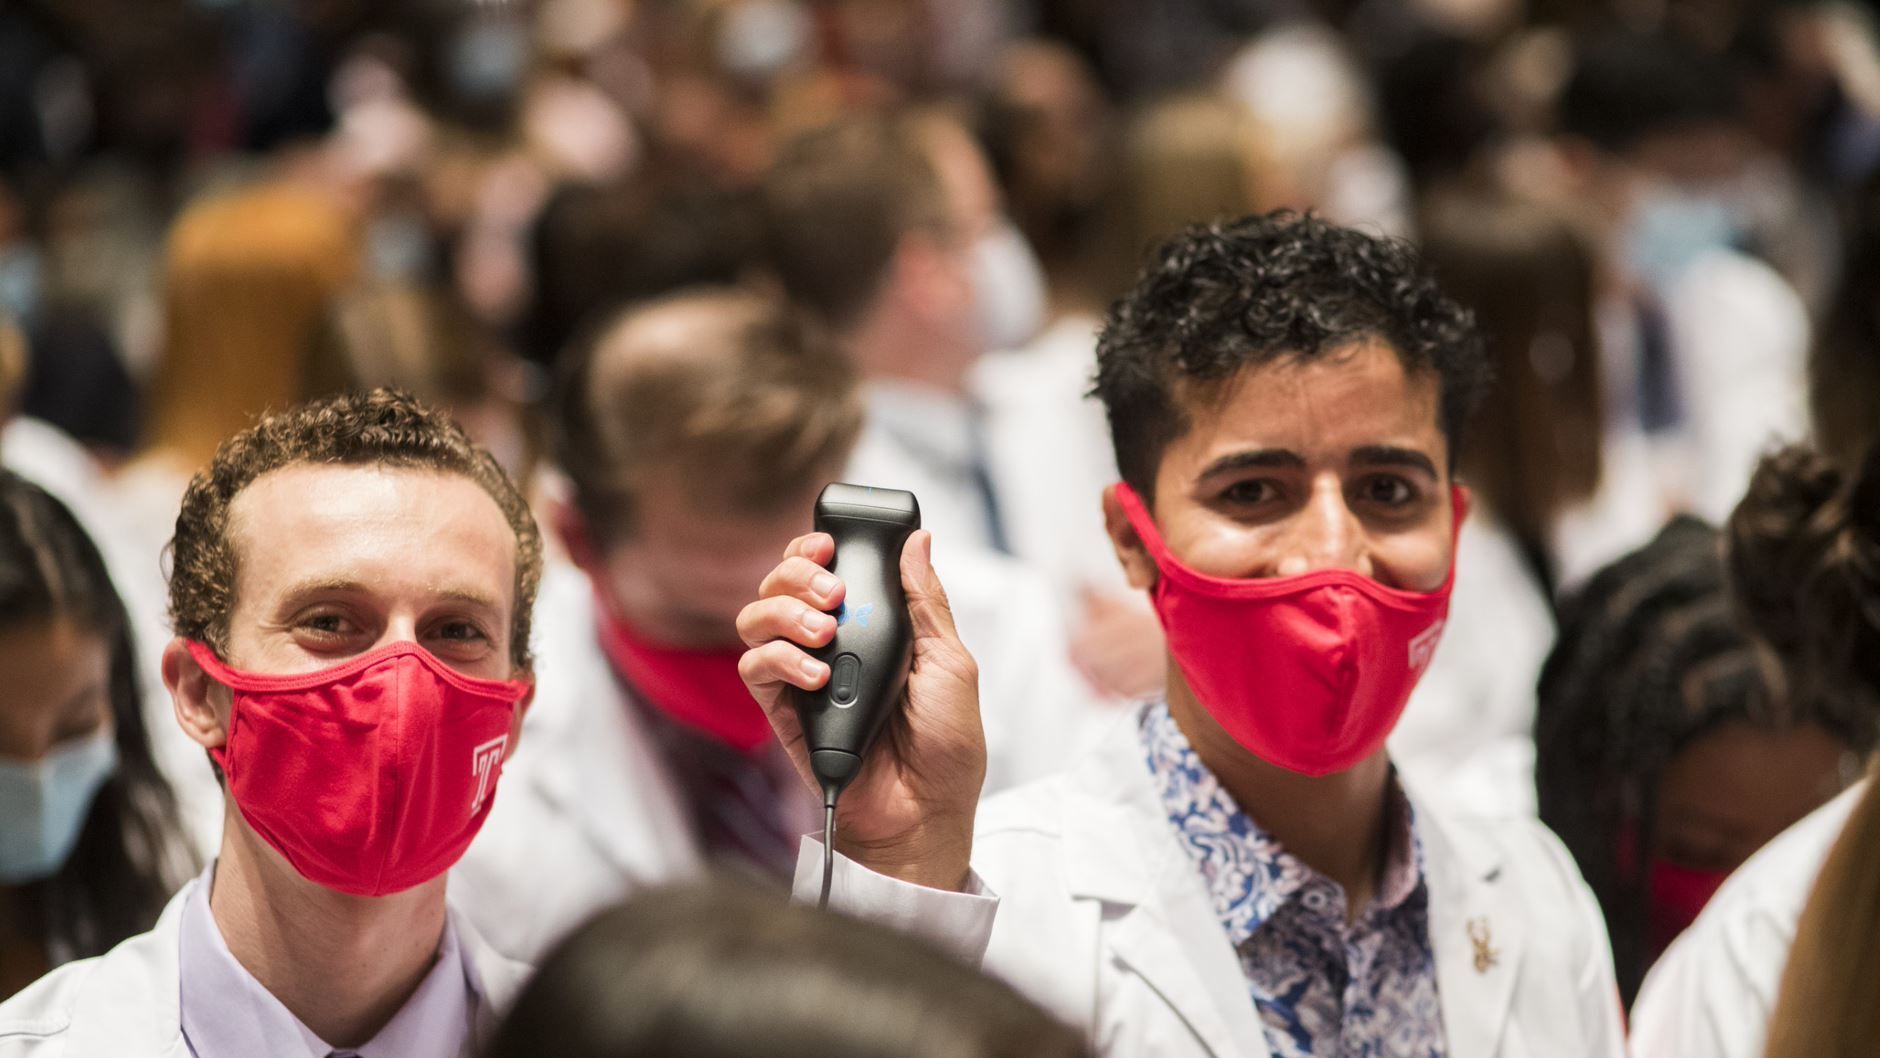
(864, 381), (978, 471)
(178, 864), (477, 1058)
(1138, 702), (1426, 947)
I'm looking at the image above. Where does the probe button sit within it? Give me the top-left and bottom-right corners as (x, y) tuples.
(830, 653), (861, 707)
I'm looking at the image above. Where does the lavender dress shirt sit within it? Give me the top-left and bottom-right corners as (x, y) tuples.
(177, 868), (480, 1058)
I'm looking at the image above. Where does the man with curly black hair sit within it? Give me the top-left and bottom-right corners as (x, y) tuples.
(740, 212), (1625, 1057)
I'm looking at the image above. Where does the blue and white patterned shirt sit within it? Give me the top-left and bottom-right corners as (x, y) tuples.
(1139, 703), (1446, 1058)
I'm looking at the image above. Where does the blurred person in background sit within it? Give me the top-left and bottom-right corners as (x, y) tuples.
(517, 169), (760, 371)
(1630, 441), (1880, 1057)
(976, 88), (1266, 700)
(1550, 32), (1812, 564)
(1808, 170), (1880, 473)
(0, 472), (193, 1000)
(312, 282), (540, 485)
(1349, 188), (1604, 817)
(0, 389), (538, 1055)
(1534, 515), (1864, 1006)
(453, 288), (1104, 961)
(1218, 23), (1416, 236)
(762, 108), (1047, 566)
(101, 180), (362, 860)
(485, 879), (1090, 1058)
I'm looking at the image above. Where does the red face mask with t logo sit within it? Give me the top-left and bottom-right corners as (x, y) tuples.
(188, 640), (529, 897)
(1114, 483), (1463, 776)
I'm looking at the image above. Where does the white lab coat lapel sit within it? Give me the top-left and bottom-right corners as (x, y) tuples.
(453, 902), (535, 1035)
(60, 881), (193, 1056)
(524, 589), (700, 883)
(1420, 801), (1525, 1058)
(1060, 726), (1270, 1058)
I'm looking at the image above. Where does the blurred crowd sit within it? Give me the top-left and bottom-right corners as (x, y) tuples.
(3, 0), (1880, 1053)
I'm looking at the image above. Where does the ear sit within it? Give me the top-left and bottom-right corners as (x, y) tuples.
(502, 678), (534, 762)
(552, 498), (600, 575)
(162, 638), (228, 750)
(1101, 484), (1159, 592)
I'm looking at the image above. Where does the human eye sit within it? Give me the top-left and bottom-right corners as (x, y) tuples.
(437, 620), (488, 643)
(298, 610), (359, 639)
(1358, 475), (1417, 507)
(1220, 478), (1279, 506)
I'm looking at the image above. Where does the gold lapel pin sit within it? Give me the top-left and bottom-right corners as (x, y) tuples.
(1467, 917), (1500, 973)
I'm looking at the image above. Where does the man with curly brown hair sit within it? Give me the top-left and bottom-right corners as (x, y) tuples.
(0, 388), (542, 1057)
(741, 212), (1628, 1058)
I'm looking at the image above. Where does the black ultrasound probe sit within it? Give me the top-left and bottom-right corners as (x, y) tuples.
(795, 484), (920, 908)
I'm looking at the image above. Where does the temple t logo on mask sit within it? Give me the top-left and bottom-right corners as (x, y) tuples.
(470, 736), (508, 816)
(1114, 483), (1465, 776)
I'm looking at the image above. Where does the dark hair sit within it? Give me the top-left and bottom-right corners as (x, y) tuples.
(1420, 188), (1604, 593)
(521, 173), (760, 368)
(554, 288), (862, 543)
(1556, 33), (1743, 153)
(1727, 443), (1880, 724)
(168, 388), (543, 670)
(1093, 211), (1488, 497)
(762, 111), (951, 331)
(1810, 175), (1880, 471)
(0, 472), (194, 960)
(484, 879), (1091, 1058)
(1534, 516), (1871, 1004)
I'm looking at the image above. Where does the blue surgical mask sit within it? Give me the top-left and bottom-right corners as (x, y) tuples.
(0, 730), (118, 884)
(1623, 182), (1743, 291)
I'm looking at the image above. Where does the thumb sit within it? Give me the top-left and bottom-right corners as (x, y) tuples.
(900, 530), (963, 647)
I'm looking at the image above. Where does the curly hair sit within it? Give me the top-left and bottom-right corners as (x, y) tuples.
(168, 388), (543, 670)
(1093, 211), (1489, 496)
(1728, 442), (1880, 724)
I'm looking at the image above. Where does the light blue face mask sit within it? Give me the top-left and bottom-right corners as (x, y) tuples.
(1623, 182), (1743, 291)
(0, 730), (118, 885)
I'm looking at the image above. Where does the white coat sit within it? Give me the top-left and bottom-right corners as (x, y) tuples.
(1628, 779), (1865, 1058)
(0, 878), (530, 1057)
(452, 554), (1117, 962)
(795, 715), (1628, 1058)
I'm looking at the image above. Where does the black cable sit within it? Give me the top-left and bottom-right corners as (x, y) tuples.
(818, 788), (837, 911)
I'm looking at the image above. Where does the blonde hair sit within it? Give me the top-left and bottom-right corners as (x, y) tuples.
(1763, 763), (1880, 1058)
(1097, 94), (1260, 300)
(144, 184), (360, 469)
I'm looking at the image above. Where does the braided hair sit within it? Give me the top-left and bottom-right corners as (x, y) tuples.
(1535, 515), (1872, 1004)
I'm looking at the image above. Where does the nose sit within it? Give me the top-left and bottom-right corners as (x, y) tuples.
(1272, 478), (1369, 578)
(381, 616), (423, 651)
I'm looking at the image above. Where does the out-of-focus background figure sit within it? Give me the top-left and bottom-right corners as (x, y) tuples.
(485, 878), (1091, 1058)
(0, 0), (1874, 1036)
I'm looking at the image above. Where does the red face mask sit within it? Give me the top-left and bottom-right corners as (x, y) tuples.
(188, 640), (529, 897)
(593, 599), (774, 755)
(1645, 859), (1730, 955)
(1114, 483), (1462, 776)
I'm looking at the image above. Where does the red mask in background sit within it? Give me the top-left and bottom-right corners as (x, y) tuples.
(594, 600), (774, 755)
(1114, 483), (1462, 776)
(188, 640), (529, 897)
(1645, 859), (1730, 955)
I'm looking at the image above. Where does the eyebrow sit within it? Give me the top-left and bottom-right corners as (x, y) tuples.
(1350, 445), (1439, 478)
(1197, 449), (1307, 478)
(277, 577), (505, 615)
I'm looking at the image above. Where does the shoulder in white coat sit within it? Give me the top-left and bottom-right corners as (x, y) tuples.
(0, 878), (531, 1058)
(798, 712), (1624, 1058)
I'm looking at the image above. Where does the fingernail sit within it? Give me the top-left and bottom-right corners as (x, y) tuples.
(801, 657), (825, 680)
(801, 611), (832, 636)
(812, 573), (839, 598)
